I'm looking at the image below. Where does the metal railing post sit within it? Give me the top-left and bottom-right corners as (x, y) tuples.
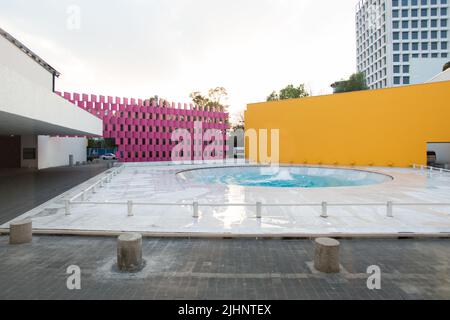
(387, 201), (393, 218)
(321, 202), (328, 218)
(127, 200), (133, 217)
(65, 200), (71, 216)
(256, 202), (262, 219)
(193, 202), (199, 218)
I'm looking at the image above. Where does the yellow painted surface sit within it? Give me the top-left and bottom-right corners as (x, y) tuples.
(245, 81), (450, 167)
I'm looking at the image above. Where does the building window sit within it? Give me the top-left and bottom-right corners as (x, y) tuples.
(403, 77), (410, 84)
(23, 148), (36, 160)
(394, 65), (401, 73)
(403, 65), (410, 73)
(394, 77), (401, 85)
(442, 42), (448, 50)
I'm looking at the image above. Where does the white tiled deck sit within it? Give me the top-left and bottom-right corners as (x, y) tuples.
(2, 162), (450, 236)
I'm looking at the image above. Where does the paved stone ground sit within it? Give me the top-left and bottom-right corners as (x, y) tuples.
(0, 236), (449, 300)
(0, 163), (109, 225)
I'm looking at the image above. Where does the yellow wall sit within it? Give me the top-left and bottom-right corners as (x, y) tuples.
(245, 81), (450, 167)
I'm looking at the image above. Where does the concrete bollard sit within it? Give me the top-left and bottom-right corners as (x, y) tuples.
(9, 219), (33, 245)
(117, 233), (143, 272)
(314, 237), (340, 273)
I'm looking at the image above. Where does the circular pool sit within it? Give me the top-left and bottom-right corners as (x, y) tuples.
(177, 166), (392, 188)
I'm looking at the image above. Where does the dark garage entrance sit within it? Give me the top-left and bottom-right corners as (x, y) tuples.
(0, 135), (21, 168)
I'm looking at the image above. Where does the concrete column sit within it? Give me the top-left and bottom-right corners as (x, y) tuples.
(314, 237), (340, 273)
(117, 233), (143, 272)
(9, 219), (32, 245)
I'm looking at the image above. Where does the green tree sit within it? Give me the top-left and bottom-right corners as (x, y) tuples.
(208, 87), (228, 112)
(189, 91), (209, 108)
(87, 138), (116, 149)
(266, 84), (309, 102)
(189, 87), (229, 113)
(231, 111), (245, 131)
(266, 91), (279, 102)
(443, 61), (450, 72)
(332, 72), (368, 93)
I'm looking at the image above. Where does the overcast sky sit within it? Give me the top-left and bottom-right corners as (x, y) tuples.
(0, 0), (358, 122)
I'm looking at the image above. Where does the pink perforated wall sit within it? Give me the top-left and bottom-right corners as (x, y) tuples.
(57, 92), (229, 162)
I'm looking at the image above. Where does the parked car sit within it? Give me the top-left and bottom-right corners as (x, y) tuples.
(87, 155), (99, 162)
(101, 153), (117, 160)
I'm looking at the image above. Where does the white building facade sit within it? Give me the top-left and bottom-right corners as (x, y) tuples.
(0, 27), (102, 169)
(356, 0), (449, 89)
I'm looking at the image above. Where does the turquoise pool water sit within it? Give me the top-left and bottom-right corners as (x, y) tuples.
(178, 166), (392, 188)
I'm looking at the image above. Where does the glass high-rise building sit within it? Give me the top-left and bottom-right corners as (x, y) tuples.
(356, 0), (449, 89)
